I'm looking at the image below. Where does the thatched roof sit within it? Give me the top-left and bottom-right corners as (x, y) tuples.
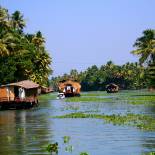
(1, 80), (39, 89)
(58, 80), (81, 90)
(106, 83), (119, 88)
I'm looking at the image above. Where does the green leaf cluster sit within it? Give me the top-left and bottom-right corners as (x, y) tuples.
(131, 29), (155, 88)
(46, 142), (58, 153)
(0, 6), (52, 86)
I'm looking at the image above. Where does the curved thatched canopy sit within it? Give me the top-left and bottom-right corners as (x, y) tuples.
(106, 83), (119, 93)
(58, 80), (81, 96)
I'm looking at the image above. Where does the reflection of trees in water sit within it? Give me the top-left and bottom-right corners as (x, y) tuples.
(141, 136), (155, 154)
(0, 109), (54, 154)
(142, 139), (155, 149)
(0, 98), (155, 154)
(0, 111), (17, 155)
(133, 104), (155, 153)
(148, 106), (155, 115)
(143, 105), (155, 117)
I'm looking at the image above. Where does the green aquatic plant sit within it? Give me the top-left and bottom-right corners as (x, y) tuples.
(32, 136), (37, 141)
(65, 91), (155, 105)
(123, 95), (155, 105)
(63, 136), (71, 144)
(62, 104), (80, 111)
(80, 152), (89, 155)
(129, 100), (147, 105)
(43, 135), (89, 155)
(65, 97), (113, 103)
(39, 90), (155, 106)
(53, 112), (155, 131)
(84, 110), (101, 113)
(65, 145), (74, 153)
(46, 142), (58, 154)
(81, 92), (110, 97)
(142, 152), (155, 155)
(6, 136), (13, 143)
(127, 96), (155, 102)
(39, 93), (57, 100)
(17, 127), (25, 133)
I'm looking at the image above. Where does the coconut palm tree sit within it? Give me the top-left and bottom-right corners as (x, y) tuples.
(0, 7), (8, 20)
(0, 7), (10, 29)
(0, 7), (10, 56)
(11, 11), (25, 31)
(0, 39), (9, 56)
(0, 6), (52, 85)
(132, 29), (155, 88)
(32, 31), (45, 48)
(70, 69), (79, 81)
(131, 29), (155, 65)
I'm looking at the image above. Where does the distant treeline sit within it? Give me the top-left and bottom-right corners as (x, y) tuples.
(51, 61), (147, 91)
(0, 6), (52, 86)
(51, 29), (155, 91)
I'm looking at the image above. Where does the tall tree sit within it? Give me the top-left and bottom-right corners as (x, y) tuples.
(70, 69), (79, 81)
(11, 11), (25, 31)
(131, 29), (155, 65)
(131, 29), (155, 88)
(0, 6), (52, 86)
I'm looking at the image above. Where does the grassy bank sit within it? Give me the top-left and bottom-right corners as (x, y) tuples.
(65, 97), (113, 102)
(38, 93), (57, 100)
(65, 90), (155, 105)
(38, 90), (155, 105)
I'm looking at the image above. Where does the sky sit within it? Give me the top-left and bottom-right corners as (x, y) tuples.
(1, 0), (155, 76)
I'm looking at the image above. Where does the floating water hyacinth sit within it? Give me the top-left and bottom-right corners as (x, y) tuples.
(46, 142), (59, 154)
(17, 127), (25, 133)
(63, 136), (71, 144)
(80, 152), (90, 155)
(52, 112), (155, 131)
(65, 145), (74, 153)
(7, 136), (13, 143)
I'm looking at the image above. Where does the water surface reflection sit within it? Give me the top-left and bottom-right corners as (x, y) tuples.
(0, 92), (155, 155)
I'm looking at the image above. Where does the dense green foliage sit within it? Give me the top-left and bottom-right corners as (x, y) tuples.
(51, 61), (147, 91)
(132, 29), (155, 88)
(132, 29), (155, 65)
(148, 63), (155, 87)
(0, 6), (52, 86)
(80, 152), (89, 155)
(45, 142), (58, 153)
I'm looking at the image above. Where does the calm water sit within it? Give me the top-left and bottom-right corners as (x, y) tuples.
(0, 91), (155, 155)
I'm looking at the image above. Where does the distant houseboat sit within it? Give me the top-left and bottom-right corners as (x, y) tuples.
(58, 80), (81, 97)
(0, 80), (39, 109)
(40, 86), (54, 94)
(106, 83), (119, 93)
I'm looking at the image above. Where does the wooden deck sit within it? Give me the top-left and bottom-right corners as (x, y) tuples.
(0, 97), (37, 103)
(0, 97), (38, 110)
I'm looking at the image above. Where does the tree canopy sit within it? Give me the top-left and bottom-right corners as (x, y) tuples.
(131, 29), (155, 88)
(0, 6), (52, 86)
(51, 61), (147, 91)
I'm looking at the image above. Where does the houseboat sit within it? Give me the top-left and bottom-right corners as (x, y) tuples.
(58, 80), (81, 97)
(0, 80), (39, 109)
(40, 86), (53, 94)
(106, 83), (119, 93)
